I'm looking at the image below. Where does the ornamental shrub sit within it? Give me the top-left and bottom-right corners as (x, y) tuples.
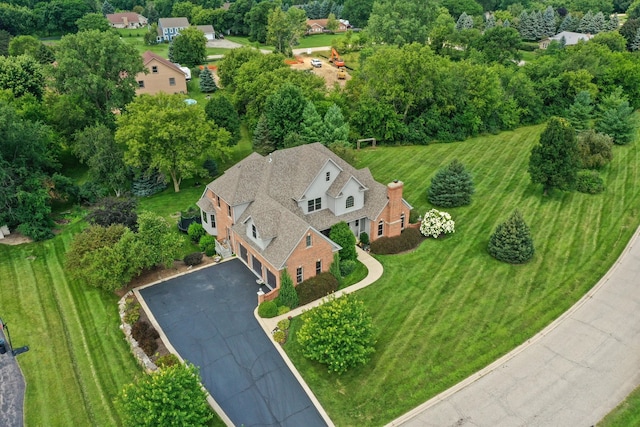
(187, 222), (206, 243)
(577, 130), (613, 169)
(277, 318), (290, 330)
(297, 294), (376, 374)
(273, 330), (286, 344)
(359, 232), (369, 246)
(329, 253), (342, 284)
(183, 252), (204, 266)
(296, 272), (339, 305)
(155, 354), (180, 368)
(330, 221), (357, 262)
(488, 210), (535, 264)
(419, 209), (455, 238)
(427, 159), (475, 207)
(340, 259), (356, 277)
(575, 170), (605, 194)
(277, 306), (290, 315)
(370, 228), (424, 254)
(258, 300), (278, 318)
(198, 234), (216, 256)
(278, 269), (299, 309)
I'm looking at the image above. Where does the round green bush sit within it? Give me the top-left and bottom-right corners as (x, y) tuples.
(273, 330), (286, 344)
(359, 232), (370, 246)
(183, 252), (204, 266)
(258, 300), (278, 318)
(340, 259), (356, 277)
(198, 235), (216, 257)
(187, 222), (206, 243)
(155, 354), (180, 368)
(277, 318), (291, 330)
(575, 170), (605, 194)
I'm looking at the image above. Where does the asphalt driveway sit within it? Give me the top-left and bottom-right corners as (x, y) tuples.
(139, 259), (327, 427)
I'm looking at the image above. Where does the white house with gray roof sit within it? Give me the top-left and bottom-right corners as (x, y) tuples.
(540, 31), (594, 49)
(198, 143), (412, 299)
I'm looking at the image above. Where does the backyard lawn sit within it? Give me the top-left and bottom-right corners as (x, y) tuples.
(284, 124), (640, 426)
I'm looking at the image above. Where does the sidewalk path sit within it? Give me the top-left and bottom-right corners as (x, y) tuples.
(389, 226), (640, 427)
(0, 327), (25, 427)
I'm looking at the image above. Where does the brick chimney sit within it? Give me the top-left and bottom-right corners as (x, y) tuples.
(386, 180), (404, 237)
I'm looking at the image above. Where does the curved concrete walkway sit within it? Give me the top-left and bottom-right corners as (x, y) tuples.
(389, 226), (640, 427)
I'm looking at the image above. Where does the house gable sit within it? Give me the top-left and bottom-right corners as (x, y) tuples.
(136, 51), (188, 95)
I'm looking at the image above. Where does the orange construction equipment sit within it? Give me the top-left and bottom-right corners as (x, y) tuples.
(329, 48), (345, 67)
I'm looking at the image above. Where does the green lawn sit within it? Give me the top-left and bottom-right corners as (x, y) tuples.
(600, 384), (640, 426)
(284, 124), (640, 426)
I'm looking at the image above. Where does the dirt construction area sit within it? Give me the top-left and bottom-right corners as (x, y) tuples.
(290, 56), (351, 88)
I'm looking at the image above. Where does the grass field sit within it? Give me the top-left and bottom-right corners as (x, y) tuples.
(284, 124), (640, 426)
(600, 384), (640, 426)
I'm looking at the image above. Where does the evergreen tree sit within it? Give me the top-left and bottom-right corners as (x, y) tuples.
(0, 30), (9, 57)
(487, 210), (534, 264)
(529, 117), (580, 195)
(455, 12), (474, 30)
(631, 27), (640, 50)
(532, 10), (544, 39)
(559, 13), (578, 32)
(542, 6), (556, 36)
(199, 67), (217, 93)
(609, 13), (620, 31)
(578, 10), (594, 33)
(595, 87), (636, 145)
(329, 252), (342, 285)
(592, 11), (606, 33)
(252, 114), (275, 155)
(278, 269), (299, 309)
(503, 19), (510, 27)
(35, 43), (55, 64)
(427, 159), (475, 207)
(102, 0), (115, 15)
(566, 91), (593, 132)
(299, 101), (324, 144)
(323, 104), (349, 147)
(518, 11), (532, 39)
(485, 14), (496, 30)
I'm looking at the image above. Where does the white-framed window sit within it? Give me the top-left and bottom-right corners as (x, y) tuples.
(400, 213), (405, 230)
(138, 80), (145, 88)
(151, 66), (158, 73)
(307, 197), (321, 212)
(202, 212), (208, 223)
(306, 234), (312, 247)
(169, 77), (176, 86)
(210, 214), (216, 228)
(378, 220), (384, 236)
(346, 195), (354, 209)
(296, 267), (303, 284)
(315, 260), (321, 275)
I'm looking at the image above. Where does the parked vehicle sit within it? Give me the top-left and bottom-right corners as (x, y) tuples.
(310, 58), (322, 68)
(337, 67), (347, 79)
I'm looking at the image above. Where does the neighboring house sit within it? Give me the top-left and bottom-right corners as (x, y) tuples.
(306, 18), (349, 34)
(539, 31), (594, 49)
(196, 25), (215, 40)
(136, 51), (188, 95)
(156, 17), (190, 42)
(197, 143), (412, 299)
(106, 12), (148, 29)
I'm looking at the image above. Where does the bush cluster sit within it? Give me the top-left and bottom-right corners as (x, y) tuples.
(296, 273), (339, 305)
(370, 228), (424, 255)
(198, 235), (216, 256)
(258, 300), (278, 318)
(339, 259), (356, 276)
(123, 299), (141, 325)
(131, 321), (160, 356)
(183, 252), (204, 266)
(155, 354), (180, 368)
(575, 170), (605, 194)
(273, 330), (286, 344)
(187, 222), (206, 243)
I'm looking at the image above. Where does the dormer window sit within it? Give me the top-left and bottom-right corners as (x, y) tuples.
(252, 224), (257, 238)
(346, 196), (354, 209)
(307, 197), (321, 212)
(326, 171), (330, 181)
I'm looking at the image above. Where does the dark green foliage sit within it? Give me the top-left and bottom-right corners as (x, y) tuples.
(17, 222), (54, 241)
(427, 159), (475, 207)
(258, 300), (278, 318)
(278, 269), (299, 309)
(369, 228), (424, 255)
(359, 232), (370, 245)
(102, 0), (115, 14)
(529, 117), (580, 195)
(297, 294), (376, 374)
(296, 273), (339, 305)
(619, 18), (640, 49)
(340, 259), (357, 277)
(252, 114), (275, 155)
(487, 210), (535, 264)
(118, 363), (213, 427)
(199, 67), (217, 93)
(0, 30), (10, 56)
(205, 94), (241, 146)
(131, 170), (167, 197)
(575, 170), (605, 194)
(183, 252), (204, 266)
(264, 83), (308, 149)
(169, 27), (207, 68)
(203, 158), (218, 177)
(577, 130), (613, 169)
(329, 253), (342, 285)
(155, 354), (180, 368)
(187, 222), (206, 243)
(595, 88), (636, 145)
(131, 320), (160, 356)
(198, 235), (216, 256)
(86, 197), (138, 230)
(330, 221), (357, 262)
(566, 91), (593, 132)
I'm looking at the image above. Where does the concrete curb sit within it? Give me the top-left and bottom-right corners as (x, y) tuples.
(386, 225), (640, 426)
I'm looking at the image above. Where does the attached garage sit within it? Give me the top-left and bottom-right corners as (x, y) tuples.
(239, 244), (248, 263)
(252, 256), (262, 277)
(266, 270), (276, 288)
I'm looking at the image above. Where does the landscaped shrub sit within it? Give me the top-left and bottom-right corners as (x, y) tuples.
(278, 269), (299, 309)
(370, 228), (424, 255)
(123, 298), (141, 325)
(330, 221), (357, 262)
(131, 320), (160, 357)
(187, 222), (206, 243)
(140, 338), (159, 356)
(277, 318), (290, 330)
(577, 130), (613, 169)
(277, 306), (290, 315)
(258, 300), (278, 318)
(203, 158), (218, 178)
(419, 209), (455, 238)
(575, 170), (605, 194)
(183, 252), (204, 266)
(359, 232), (369, 246)
(198, 235), (216, 256)
(340, 259), (356, 277)
(87, 197), (138, 230)
(273, 330), (286, 344)
(155, 354), (180, 368)
(329, 253), (342, 285)
(296, 273), (339, 305)
(488, 210), (535, 264)
(427, 159), (475, 207)
(297, 294), (376, 374)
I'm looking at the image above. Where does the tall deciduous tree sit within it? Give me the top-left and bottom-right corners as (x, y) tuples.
(205, 93), (241, 145)
(529, 117), (580, 195)
(169, 27), (207, 67)
(266, 6), (307, 55)
(0, 55), (44, 99)
(366, 0), (440, 45)
(264, 83), (308, 149)
(247, 1), (276, 43)
(8, 35), (40, 57)
(117, 93), (230, 192)
(76, 13), (111, 32)
(52, 30), (144, 126)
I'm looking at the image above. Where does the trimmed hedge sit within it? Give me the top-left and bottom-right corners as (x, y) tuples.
(370, 228), (424, 255)
(183, 252), (204, 266)
(296, 273), (339, 305)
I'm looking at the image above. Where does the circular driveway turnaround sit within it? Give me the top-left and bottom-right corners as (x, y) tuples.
(139, 259), (327, 427)
(392, 227), (640, 427)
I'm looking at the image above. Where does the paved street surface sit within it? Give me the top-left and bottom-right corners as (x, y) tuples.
(0, 326), (25, 427)
(393, 227), (640, 427)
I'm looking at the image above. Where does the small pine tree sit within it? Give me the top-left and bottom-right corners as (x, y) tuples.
(609, 13), (620, 31)
(427, 159), (475, 208)
(102, 0), (115, 15)
(278, 269), (299, 309)
(299, 101), (325, 144)
(542, 6), (556, 37)
(253, 114), (275, 155)
(503, 19), (510, 28)
(485, 14), (496, 30)
(199, 67), (217, 93)
(455, 12), (474, 31)
(559, 14), (578, 32)
(329, 253), (342, 284)
(595, 87), (636, 145)
(578, 11), (594, 33)
(566, 91), (593, 132)
(631, 27), (640, 51)
(592, 11), (606, 34)
(487, 210), (535, 264)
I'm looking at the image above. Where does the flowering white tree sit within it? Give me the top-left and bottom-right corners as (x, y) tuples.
(420, 209), (455, 238)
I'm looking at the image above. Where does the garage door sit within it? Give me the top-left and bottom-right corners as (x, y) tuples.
(266, 270), (276, 288)
(239, 244), (248, 263)
(252, 256), (262, 276)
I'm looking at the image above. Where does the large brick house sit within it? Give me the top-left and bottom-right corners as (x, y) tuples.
(197, 143), (412, 299)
